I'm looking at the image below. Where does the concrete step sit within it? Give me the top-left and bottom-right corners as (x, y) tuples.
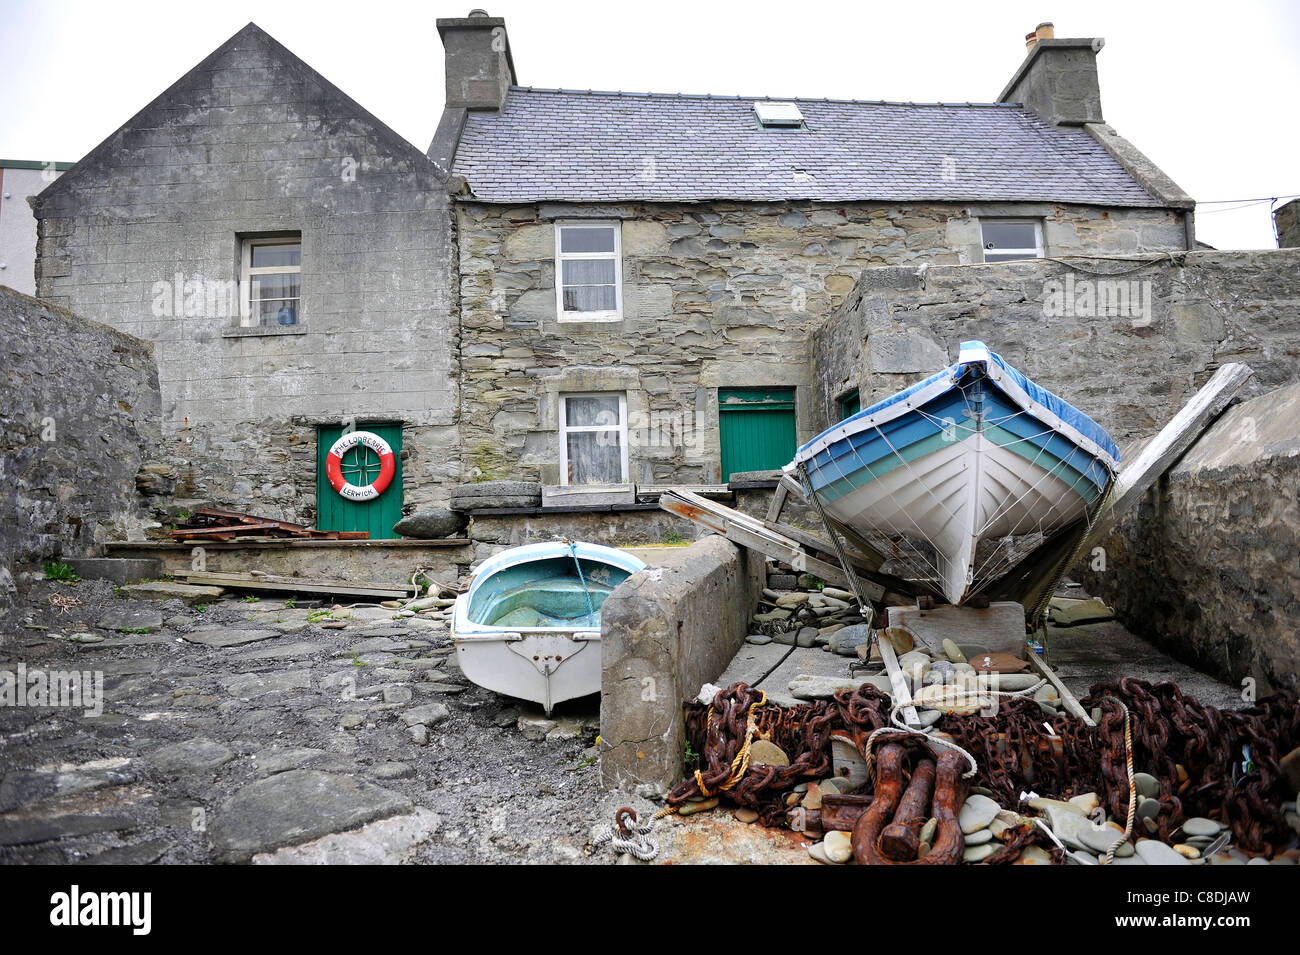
(65, 558), (163, 585)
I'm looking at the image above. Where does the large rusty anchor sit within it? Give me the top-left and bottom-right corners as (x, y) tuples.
(852, 743), (968, 865)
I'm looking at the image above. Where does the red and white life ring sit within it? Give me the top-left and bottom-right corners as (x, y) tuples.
(325, 430), (396, 502)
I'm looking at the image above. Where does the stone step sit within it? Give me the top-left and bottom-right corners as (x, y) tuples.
(120, 581), (224, 604)
(65, 557), (163, 585)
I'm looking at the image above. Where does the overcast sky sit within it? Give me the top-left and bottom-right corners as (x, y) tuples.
(2, 0), (1297, 248)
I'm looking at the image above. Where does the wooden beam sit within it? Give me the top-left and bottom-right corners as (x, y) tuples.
(184, 571), (412, 599)
(1088, 362), (1252, 547)
(1026, 652), (1094, 726)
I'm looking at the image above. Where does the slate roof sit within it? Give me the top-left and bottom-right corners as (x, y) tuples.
(452, 88), (1165, 207)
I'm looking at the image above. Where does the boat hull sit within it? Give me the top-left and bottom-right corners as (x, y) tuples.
(788, 341), (1119, 605)
(451, 541), (646, 714)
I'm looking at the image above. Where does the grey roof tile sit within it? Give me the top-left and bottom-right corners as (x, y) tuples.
(451, 88), (1163, 207)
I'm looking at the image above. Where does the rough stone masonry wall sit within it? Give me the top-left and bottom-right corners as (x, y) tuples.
(0, 286), (160, 620)
(1083, 383), (1300, 694)
(811, 249), (1300, 448)
(32, 28), (458, 524)
(457, 200), (1185, 487)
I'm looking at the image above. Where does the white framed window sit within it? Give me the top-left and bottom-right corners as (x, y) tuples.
(554, 221), (622, 322)
(979, 219), (1044, 263)
(240, 236), (302, 327)
(559, 392), (628, 486)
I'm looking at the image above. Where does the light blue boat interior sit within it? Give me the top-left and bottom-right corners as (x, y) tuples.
(466, 545), (643, 629)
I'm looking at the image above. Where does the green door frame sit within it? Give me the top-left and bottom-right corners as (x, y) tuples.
(718, 387), (797, 482)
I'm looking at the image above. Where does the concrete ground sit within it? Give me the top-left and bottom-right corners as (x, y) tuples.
(0, 580), (1247, 866)
(0, 579), (633, 865)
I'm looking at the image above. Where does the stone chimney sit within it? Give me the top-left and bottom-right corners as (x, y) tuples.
(998, 26), (1104, 126)
(437, 9), (516, 111)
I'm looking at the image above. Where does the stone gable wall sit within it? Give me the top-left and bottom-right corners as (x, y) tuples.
(32, 33), (459, 523)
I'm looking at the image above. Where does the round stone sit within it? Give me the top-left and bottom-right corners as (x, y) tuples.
(962, 843), (997, 863)
(1133, 772), (1159, 799)
(1181, 817), (1222, 838)
(748, 740), (789, 767)
(959, 794), (1001, 834)
(919, 817), (937, 845)
(966, 828), (994, 846)
(824, 830), (853, 863)
(733, 808), (759, 824)
(1137, 797), (1161, 820)
(746, 633), (772, 645)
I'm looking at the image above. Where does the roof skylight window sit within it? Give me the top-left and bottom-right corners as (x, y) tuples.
(753, 101), (804, 128)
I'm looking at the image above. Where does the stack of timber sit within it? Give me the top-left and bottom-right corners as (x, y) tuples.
(170, 507), (369, 542)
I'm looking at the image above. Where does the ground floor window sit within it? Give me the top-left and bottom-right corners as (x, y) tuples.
(719, 387), (797, 482)
(559, 393), (628, 485)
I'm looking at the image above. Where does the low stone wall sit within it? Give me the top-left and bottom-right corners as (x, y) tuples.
(812, 250), (1300, 448)
(1084, 382), (1300, 694)
(0, 287), (160, 619)
(600, 535), (764, 793)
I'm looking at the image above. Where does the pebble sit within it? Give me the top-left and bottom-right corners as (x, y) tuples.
(748, 740), (790, 767)
(808, 842), (835, 865)
(941, 639), (966, 664)
(1180, 817), (1221, 838)
(339, 713), (365, 730)
(1135, 839), (1191, 866)
(801, 783), (824, 810)
(919, 818), (937, 845)
(773, 631), (797, 646)
(1173, 844), (1201, 859)
(1068, 792), (1099, 813)
(1080, 822), (1134, 857)
(678, 797), (718, 816)
(795, 627), (819, 648)
(1133, 772), (1159, 799)
(1137, 797), (1161, 820)
(965, 828), (993, 846)
(962, 843), (997, 863)
(824, 830), (853, 863)
(407, 724), (428, 746)
(1014, 845), (1053, 865)
(746, 634), (772, 645)
(959, 794), (1000, 834)
(733, 808), (759, 824)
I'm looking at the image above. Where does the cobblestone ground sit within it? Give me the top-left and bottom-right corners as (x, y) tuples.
(0, 580), (625, 864)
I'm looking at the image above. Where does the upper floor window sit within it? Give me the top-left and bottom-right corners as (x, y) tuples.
(241, 237), (301, 327)
(980, 220), (1043, 263)
(554, 221), (621, 322)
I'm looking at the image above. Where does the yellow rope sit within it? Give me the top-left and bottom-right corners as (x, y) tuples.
(693, 690), (768, 797)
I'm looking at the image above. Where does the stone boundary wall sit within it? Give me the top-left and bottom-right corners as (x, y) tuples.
(0, 286), (160, 620)
(600, 535), (763, 793)
(1083, 383), (1300, 694)
(812, 249), (1300, 450)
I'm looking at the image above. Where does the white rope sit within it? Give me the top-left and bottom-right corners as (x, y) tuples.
(588, 814), (660, 861)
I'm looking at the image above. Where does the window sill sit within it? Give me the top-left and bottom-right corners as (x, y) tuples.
(557, 313), (622, 324)
(221, 325), (307, 338)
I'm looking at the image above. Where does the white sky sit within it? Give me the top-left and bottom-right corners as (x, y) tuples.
(2, 0), (1297, 249)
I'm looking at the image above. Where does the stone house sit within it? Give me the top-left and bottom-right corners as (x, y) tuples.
(434, 15), (1195, 491)
(28, 14), (1197, 540)
(31, 24), (458, 537)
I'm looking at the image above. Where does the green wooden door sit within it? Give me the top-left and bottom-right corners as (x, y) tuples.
(719, 387), (797, 481)
(316, 424), (404, 539)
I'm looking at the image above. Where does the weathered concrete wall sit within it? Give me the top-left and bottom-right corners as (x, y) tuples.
(458, 199), (1185, 486)
(0, 165), (66, 297)
(0, 286), (160, 619)
(600, 535), (764, 793)
(812, 250), (1300, 448)
(30, 25), (458, 522)
(1083, 383), (1300, 693)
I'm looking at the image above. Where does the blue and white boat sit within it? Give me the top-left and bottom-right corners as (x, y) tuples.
(786, 341), (1120, 606)
(451, 541), (646, 714)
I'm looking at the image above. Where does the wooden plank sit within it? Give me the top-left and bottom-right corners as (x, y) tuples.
(659, 490), (885, 601)
(184, 571), (412, 599)
(874, 628), (920, 727)
(1087, 362), (1252, 547)
(764, 480), (789, 522)
(1026, 652), (1094, 726)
